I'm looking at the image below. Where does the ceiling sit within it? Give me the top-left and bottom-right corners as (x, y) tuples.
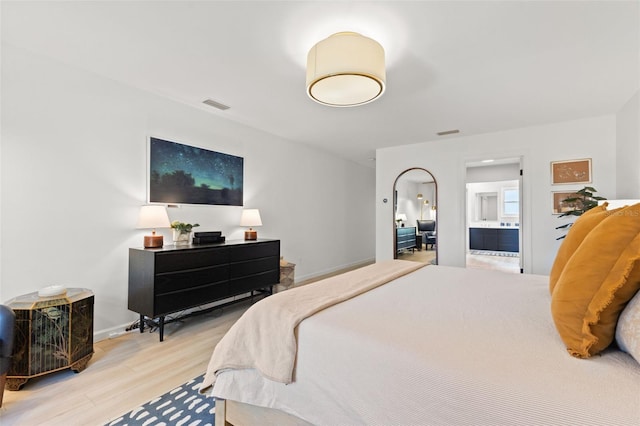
(2, 1), (638, 167)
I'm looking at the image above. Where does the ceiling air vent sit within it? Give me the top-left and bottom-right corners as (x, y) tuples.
(202, 98), (230, 111)
(437, 129), (460, 136)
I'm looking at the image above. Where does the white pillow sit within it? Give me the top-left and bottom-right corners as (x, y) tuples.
(616, 289), (640, 363)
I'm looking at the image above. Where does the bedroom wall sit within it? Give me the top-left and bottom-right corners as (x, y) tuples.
(394, 179), (421, 227)
(0, 44), (375, 339)
(376, 116), (617, 275)
(616, 91), (640, 198)
(466, 163), (520, 183)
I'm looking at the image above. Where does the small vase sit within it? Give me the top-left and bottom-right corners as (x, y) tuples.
(173, 229), (191, 246)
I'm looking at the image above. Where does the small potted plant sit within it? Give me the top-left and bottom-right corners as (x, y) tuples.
(171, 221), (200, 245)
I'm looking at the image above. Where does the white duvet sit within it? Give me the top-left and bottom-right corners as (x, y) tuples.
(212, 265), (640, 425)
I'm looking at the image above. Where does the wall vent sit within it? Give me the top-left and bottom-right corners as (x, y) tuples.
(436, 129), (460, 136)
(202, 98), (230, 110)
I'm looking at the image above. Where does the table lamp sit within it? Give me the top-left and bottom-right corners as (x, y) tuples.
(240, 209), (262, 240)
(136, 205), (171, 248)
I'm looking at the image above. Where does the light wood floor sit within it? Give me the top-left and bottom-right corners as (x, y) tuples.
(1, 302), (247, 425)
(0, 264), (370, 426)
(396, 247), (437, 264)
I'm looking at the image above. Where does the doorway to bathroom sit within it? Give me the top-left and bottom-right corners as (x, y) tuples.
(465, 157), (522, 274)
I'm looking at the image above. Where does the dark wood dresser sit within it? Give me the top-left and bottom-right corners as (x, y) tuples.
(128, 239), (280, 341)
(396, 226), (417, 253)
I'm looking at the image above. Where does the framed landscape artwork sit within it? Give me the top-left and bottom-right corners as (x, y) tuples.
(551, 158), (591, 185)
(552, 191), (582, 215)
(148, 137), (243, 206)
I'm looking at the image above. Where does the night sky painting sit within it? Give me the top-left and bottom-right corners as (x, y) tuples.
(149, 137), (243, 206)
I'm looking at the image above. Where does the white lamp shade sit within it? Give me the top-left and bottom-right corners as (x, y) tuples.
(136, 205), (171, 229)
(240, 209), (262, 227)
(396, 213), (407, 221)
(306, 32), (386, 107)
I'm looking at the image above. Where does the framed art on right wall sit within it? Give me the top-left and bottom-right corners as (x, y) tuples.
(552, 191), (582, 215)
(551, 158), (591, 185)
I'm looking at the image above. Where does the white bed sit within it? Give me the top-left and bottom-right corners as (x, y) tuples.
(206, 264), (640, 425)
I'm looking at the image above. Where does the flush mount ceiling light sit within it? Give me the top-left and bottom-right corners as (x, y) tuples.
(306, 32), (386, 107)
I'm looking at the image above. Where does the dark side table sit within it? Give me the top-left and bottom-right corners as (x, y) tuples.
(4, 288), (94, 390)
(415, 234), (423, 251)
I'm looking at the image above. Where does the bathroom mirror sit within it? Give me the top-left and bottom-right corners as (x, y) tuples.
(476, 192), (498, 221)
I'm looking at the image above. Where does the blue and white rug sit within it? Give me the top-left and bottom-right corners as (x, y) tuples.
(106, 374), (215, 426)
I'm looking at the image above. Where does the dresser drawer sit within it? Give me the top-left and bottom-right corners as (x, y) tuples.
(155, 264), (229, 294)
(155, 282), (229, 315)
(155, 248), (228, 273)
(229, 241), (279, 262)
(230, 257), (278, 278)
(230, 269), (280, 294)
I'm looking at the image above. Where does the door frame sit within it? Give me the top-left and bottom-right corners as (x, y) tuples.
(464, 157), (523, 273)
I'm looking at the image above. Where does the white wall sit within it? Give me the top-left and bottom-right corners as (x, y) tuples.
(376, 116), (617, 275)
(616, 91), (640, 198)
(1, 45), (375, 339)
(466, 163), (520, 183)
(394, 179), (420, 227)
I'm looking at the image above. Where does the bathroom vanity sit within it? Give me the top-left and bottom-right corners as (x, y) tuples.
(469, 225), (519, 252)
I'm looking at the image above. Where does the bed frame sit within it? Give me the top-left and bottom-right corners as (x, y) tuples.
(215, 399), (313, 426)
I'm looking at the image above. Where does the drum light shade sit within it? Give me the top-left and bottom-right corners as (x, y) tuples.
(306, 32), (386, 107)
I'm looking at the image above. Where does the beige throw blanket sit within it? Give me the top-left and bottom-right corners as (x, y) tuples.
(201, 260), (425, 390)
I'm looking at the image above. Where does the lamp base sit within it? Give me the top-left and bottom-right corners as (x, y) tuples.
(244, 230), (257, 241)
(144, 235), (164, 248)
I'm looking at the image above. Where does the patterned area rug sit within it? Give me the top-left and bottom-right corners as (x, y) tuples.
(106, 374), (215, 426)
(469, 250), (519, 257)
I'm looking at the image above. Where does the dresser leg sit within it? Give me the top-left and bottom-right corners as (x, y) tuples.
(159, 316), (165, 342)
(140, 314), (145, 333)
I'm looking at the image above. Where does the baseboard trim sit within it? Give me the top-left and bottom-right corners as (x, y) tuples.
(94, 322), (136, 343)
(295, 258), (375, 286)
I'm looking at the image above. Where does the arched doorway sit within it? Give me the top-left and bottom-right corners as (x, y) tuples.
(393, 168), (438, 264)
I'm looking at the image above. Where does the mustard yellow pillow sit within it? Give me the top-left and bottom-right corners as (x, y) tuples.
(551, 203), (640, 358)
(549, 203), (614, 295)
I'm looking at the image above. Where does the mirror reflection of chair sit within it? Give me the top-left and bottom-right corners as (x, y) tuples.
(416, 220), (436, 250)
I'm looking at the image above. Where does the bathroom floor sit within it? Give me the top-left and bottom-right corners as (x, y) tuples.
(466, 252), (520, 274)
